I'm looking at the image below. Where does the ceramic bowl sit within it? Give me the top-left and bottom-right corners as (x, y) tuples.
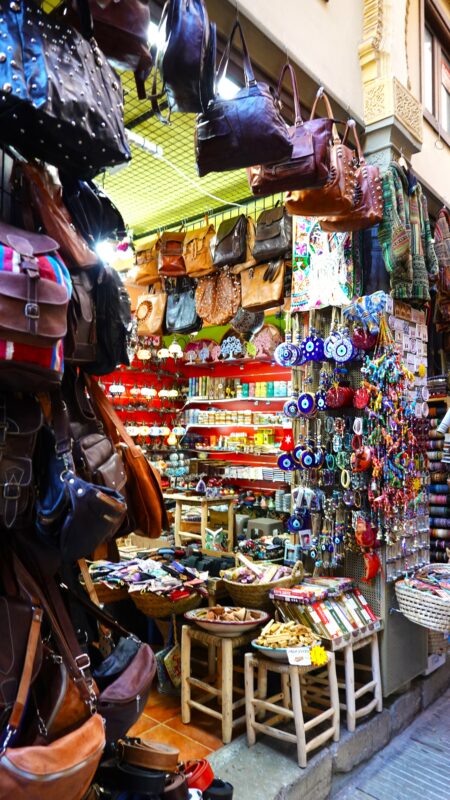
(251, 641), (289, 661)
(184, 608), (269, 638)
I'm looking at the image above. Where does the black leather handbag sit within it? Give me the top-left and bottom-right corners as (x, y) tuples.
(0, 2), (130, 178)
(252, 205), (293, 262)
(152, 0), (216, 121)
(195, 21), (292, 177)
(165, 278), (202, 334)
(62, 178), (126, 249)
(213, 215), (247, 268)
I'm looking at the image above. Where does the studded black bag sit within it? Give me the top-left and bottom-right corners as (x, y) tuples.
(0, 1), (130, 179)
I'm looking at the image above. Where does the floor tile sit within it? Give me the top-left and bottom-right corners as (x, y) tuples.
(127, 714), (159, 737)
(165, 712), (223, 751)
(146, 724), (213, 761)
(144, 691), (181, 722)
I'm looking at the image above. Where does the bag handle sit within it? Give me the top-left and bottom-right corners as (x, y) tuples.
(216, 20), (256, 90)
(310, 87), (341, 142)
(341, 119), (365, 164)
(276, 62), (303, 125)
(82, 376), (129, 449)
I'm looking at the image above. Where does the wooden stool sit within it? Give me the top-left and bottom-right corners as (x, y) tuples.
(181, 625), (255, 744)
(167, 494), (234, 554)
(301, 632), (382, 732)
(244, 652), (340, 768)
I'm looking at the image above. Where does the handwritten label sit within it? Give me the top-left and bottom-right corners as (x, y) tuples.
(287, 646), (311, 666)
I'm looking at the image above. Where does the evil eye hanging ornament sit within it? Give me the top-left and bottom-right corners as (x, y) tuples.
(298, 391), (317, 417)
(284, 392), (301, 419)
(277, 452), (297, 471)
(315, 370), (331, 411)
(301, 329), (324, 362)
(274, 316), (302, 367)
(332, 329), (354, 364)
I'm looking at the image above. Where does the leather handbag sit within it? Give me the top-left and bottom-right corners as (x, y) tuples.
(0, 222), (72, 391)
(285, 93), (357, 217)
(252, 205), (292, 262)
(131, 238), (161, 286)
(65, 270), (98, 365)
(213, 215), (247, 268)
(247, 64), (334, 196)
(195, 271), (241, 327)
(158, 231), (187, 277)
(320, 121), (383, 232)
(136, 285), (167, 336)
(151, 0), (216, 119)
(165, 278), (201, 334)
(12, 162), (98, 271)
(62, 177), (126, 249)
(0, 595), (43, 720)
(195, 20), (292, 177)
(0, 2), (130, 179)
(84, 266), (132, 376)
(241, 260), (286, 312)
(0, 393), (42, 531)
(85, 375), (169, 538)
(183, 221), (216, 277)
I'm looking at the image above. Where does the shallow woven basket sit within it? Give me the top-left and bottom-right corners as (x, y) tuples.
(131, 590), (202, 619)
(222, 561), (304, 612)
(395, 564), (450, 633)
(81, 581), (129, 605)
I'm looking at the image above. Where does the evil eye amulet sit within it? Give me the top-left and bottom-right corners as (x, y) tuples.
(284, 397), (301, 418)
(298, 392), (316, 416)
(278, 453), (297, 471)
(333, 336), (354, 363)
(324, 332), (340, 359)
(300, 449), (316, 469)
(315, 390), (328, 411)
(274, 342), (299, 367)
(301, 336), (324, 362)
(287, 514), (303, 533)
(293, 444), (305, 464)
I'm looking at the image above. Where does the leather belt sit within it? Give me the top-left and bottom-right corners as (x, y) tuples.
(184, 759), (214, 791)
(118, 737), (180, 772)
(96, 758), (167, 795)
(163, 772), (189, 800)
(204, 779), (234, 799)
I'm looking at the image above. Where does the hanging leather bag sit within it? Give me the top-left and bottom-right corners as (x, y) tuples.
(247, 64), (333, 196)
(195, 21), (292, 177)
(131, 238), (161, 286)
(151, 0), (216, 120)
(183, 221), (216, 277)
(285, 91), (356, 218)
(65, 270), (98, 366)
(320, 121), (383, 232)
(241, 260), (286, 312)
(195, 271), (241, 327)
(136, 284), (167, 336)
(0, 2), (130, 179)
(252, 205), (292, 262)
(85, 376), (169, 539)
(84, 267), (132, 376)
(61, 177), (126, 249)
(0, 393), (42, 531)
(158, 231), (186, 277)
(165, 278), (201, 334)
(213, 215), (247, 268)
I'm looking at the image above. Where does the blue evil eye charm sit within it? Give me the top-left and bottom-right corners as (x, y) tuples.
(300, 449), (315, 469)
(293, 444), (305, 464)
(315, 390), (328, 411)
(328, 543), (335, 553)
(314, 448), (325, 467)
(310, 549), (317, 560)
(298, 392), (316, 416)
(274, 341), (298, 367)
(277, 453), (296, 471)
(284, 396), (301, 419)
(301, 335), (324, 363)
(287, 514), (303, 533)
(333, 336), (354, 363)
(324, 332), (340, 360)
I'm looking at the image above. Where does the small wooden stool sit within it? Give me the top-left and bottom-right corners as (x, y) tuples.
(181, 625), (255, 744)
(168, 494), (234, 553)
(244, 652), (340, 768)
(301, 632), (382, 732)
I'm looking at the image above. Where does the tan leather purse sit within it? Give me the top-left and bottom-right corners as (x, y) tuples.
(136, 284), (167, 336)
(320, 121), (383, 232)
(241, 260), (285, 311)
(130, 237), (160, 286)
(158, 230), (186, 277)
(183, 221), (216, 277)
(285, 93), (356, 217)
(195, 271), (241, 327)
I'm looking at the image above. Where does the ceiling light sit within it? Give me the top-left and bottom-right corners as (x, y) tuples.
(218, 76), (240, 99)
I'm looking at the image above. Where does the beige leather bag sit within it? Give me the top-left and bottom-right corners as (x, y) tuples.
(241, 260), (285, 311)
(130, 237), (160, 286)
(136, 284), (167, 335)
(183, 222), (216, 277)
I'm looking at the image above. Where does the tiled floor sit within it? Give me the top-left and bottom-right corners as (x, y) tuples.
(128, 689), (225, 760)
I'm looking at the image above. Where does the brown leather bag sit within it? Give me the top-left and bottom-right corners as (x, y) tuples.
(0, 393), (42, 530)
(183, 222), (216, 277)
(247, 65), (334, 196)
(285, 93), (356, 217)
(85, 376), (168, 538)
(320, 121), (383, 232)
(213, 215), (247, 268)
(12, 161), (98, 270)
(131, 238), (160, 286)
(241, 260), (286, 311)
(158, 231), (186, 277)
(65, 270), (97, 365)
(136, 284), (167, 336)
(195, 270), (241, 326)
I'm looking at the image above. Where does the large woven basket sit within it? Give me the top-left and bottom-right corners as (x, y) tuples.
(81, 581), (128, 605)
(222, 561), (304, 612)
(395, 565), (450, 633)
(131, 590), (202, 619)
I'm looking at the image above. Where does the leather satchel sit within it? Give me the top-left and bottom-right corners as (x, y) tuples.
(165, 278), (201, 334)
(285, 92), (357, 217)
(136, 285), (167, 336)
(184, 222), (216, 277)
(252, 205), (292, 262)
(320, 121), (383, 232)
(86, 376), (169, 539)
(195, 21), (292, 177)
(65, 270), (97, 365)
(62, 177), (126, 248)
(195, 271), (241, 327)
(213, 215), (247, 268)
(158, 231), (186, 277)
(247, 64), (333, 196)
(0, 393), (42, 530)
(241, 260), (286, 312)
(131, 238), (160, 286)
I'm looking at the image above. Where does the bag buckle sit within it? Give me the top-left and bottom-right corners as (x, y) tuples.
(3, 481), (21, 500)
(24, 302), (40, 320)
(75, 653), (91, 673)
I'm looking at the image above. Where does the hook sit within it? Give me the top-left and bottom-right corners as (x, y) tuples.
(235, 0), (239, 20)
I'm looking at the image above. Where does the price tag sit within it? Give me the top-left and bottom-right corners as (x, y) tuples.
(287, 646), (311, 666)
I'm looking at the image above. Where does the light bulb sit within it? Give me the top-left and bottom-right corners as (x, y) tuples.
(167, 432), (178, 446)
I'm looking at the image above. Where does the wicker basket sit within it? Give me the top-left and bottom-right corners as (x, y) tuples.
(81, 581), (129, 605)
(395, 565), (450, 633)
(222, 561), (304, 612)
(130, 590), (202, 619)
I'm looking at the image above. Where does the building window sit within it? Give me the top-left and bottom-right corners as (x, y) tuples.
(423, 2), (450, 135)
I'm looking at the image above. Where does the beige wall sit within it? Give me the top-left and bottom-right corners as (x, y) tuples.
(236, 0), (365, 118)
(412, 120), (450, 206)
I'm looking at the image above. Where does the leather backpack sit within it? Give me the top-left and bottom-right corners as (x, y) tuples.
(213, 215), (247, 268)
(158, 231), (186, 277)
(131, 237), (160, 286)
(151, 0), (216, 120)
(252, 205), (292, 262)
(183, 222), (216, 277)
(84, 267), (132, 376)
(0, 393), (42, 531)
(65, 270), (98, 366)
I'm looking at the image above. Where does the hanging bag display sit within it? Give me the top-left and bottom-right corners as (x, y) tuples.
(165, 278), (201, 334)
(0, 2), (130, 178)
(252, 205), (292, 262)
(0, 393), (42, 530)
(285, 94), (356, 217)
(195, 20), (292, 177)
(247, 64), (334, 196)
(61, 177), (126, 249)
(84, 266), (132, 376)
(213, 214), (247, 268)
(241, 260), (286, 312)
(136, 284), (167, 336)
(183, 220), (216, 277)
(130, 237), (161, 286)
(195, 270), (241, 326)
(320, 121), (383, 232)
(65, 270), (98, 366)
(158, 231), (187, 277)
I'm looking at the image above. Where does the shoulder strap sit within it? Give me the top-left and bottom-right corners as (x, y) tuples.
(276, 62), (302, 125)
(216, 20), (256, 89)
(84, 374), (134, 450)
(63, 579), (134, 640)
